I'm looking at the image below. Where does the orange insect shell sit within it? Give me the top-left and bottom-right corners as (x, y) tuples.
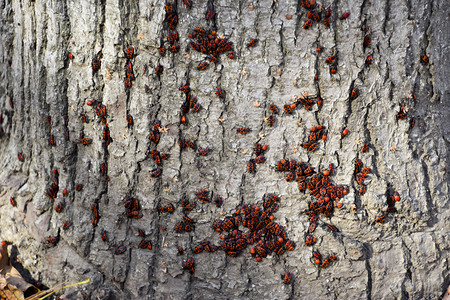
(324, 197), (330, 202)
(278, 237), (284, 243)
(262, 145), (268, 151)
(342, 129), (349, 135)
(336, 202), (343, 208)
(256, 256), (262, 262)
(269, 215), (275, 220)
(310, 126), (316, 131)
(250, 247), (256, 254)
(322, 132), (328, 141)
(68, 53), (74, 59)
(393, 193), (400, 201)
(316, 125), (323, 130)
(323, 170), (330, 176)
(254, 206), (260, 211)
(220, 235), (225, 240)
(87, 100), (94, 106)
(314, 259), (321, 265)
(235, 210), (241, 215)
(343, 190), (348, 195)
(63, 189), (67, 196)
(290, 103), (297, 109)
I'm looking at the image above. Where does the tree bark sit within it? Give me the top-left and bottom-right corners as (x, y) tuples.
(0, 0), (449, 299)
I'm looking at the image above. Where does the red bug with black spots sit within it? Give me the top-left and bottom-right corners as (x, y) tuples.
(100, 230), (108, 242)
(126, 46), (134, 59)
(283, 273), (292, 284)
(304, 19), (313, 30)
(115, 246), (126, 255)
(236, 127), (250, 135)
(17, 152), (24, 162)
(63, 220), (72, 231)
(205, 10), (216, 20)
(215, 88), (224, 98)
(247, 39), (258, 48)
(10, 197), (16, 207)
(169, 45), (180, 53)
(198, 148), (210, 156)
(197, 61), (209, 71)
(267, 115), (275, 127)
(248, 160), (255, 173)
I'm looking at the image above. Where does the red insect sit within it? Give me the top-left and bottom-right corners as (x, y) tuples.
(184, 258), (195, 274)
(305, 235), (317, 246)
(323, 18), (330, 27)
(182, 0), (191, 8)
(269, 104), (278, 114)
(304, 19), (313, 30)
(178, 246), (184, 255)
(92, 58), (101, 72)
(215, 88), (224, 98)
(330, 65), (337, 74)
(55, 202), (64, 213)
(151, 169), (162, 178)
(63, 220), (71, 231)
(126, 46), (134, 59)
(100, 162), (107, 175)
(236, 127), (250, 135)
(47, 236), (59, 245)
(308, 142), (318, 152)
(362, 143), (368, 153)
(359, 185), (367, 195)
(393, 192), (400, 202)
(159, 46), (166, 56)
(10, 197), (16, 207)
(410, 117), (415, 129)
(96, 103), (106, 118)
(205, 10), (216, 20)
(126, 114), (133, 126)
(75, 184), (83, 191)
(17, 152), (24, 162)
(49, 134), (55, 146)
(214, 196), (223, 208)
(366, 54), (373, 65)
(115, 246), (126, 255)
(396, 106), (407, 120)
(228, 50), (235, 59)
(325, 55), (336, 64)
(253, 155), (266, 164)
(247, 160), (255, 173)
(267, 115), (275, 127)
(376, 215), (386, 223)
(326, 224), (338, 232)
(156, 64), (164, 76)
(198, 148), (210, 156)
(100, 230), (108, 242)
(420, 55), (429, 64)
(283, 272), (292, 284)
(197, 61), (209, 71)
(247, 39), (258, 48)
(192, 102), (201, 112)
(340, 12), (350, 20)
(168, 45), (180, 53)
(363, 35), (371, 48)
(325, 7), (332, 18)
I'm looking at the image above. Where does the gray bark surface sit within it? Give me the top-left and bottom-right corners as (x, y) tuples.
(0, 0), (449, 299)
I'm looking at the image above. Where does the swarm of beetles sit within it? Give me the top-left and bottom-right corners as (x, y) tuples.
(354, 158), (372, 195)
(247, 142), (269, 174)
(188, 194), (295, 263)
(188, 27), (235, 70)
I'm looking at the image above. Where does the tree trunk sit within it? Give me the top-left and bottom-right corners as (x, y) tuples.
(0, 0), (448, 299)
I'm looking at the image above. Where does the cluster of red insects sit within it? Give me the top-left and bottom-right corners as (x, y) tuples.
(247, 142), (269, 174)
(156, 2), (181, 76)
(283, 93), (319, 114)
(0, 0), (419, 287)
(124, 46), (136, 89)
(191, 194), (295, 263)
(275, 159), (348, 268)
(188, 27), (235, 71)
(301, 125), (327, 152)
(179, 85), (201, 127)
(354, 158), (372, 196)
(375, 191), (401, 223)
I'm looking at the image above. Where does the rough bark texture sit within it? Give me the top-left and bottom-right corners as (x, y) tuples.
(0, 0), (449, 299)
